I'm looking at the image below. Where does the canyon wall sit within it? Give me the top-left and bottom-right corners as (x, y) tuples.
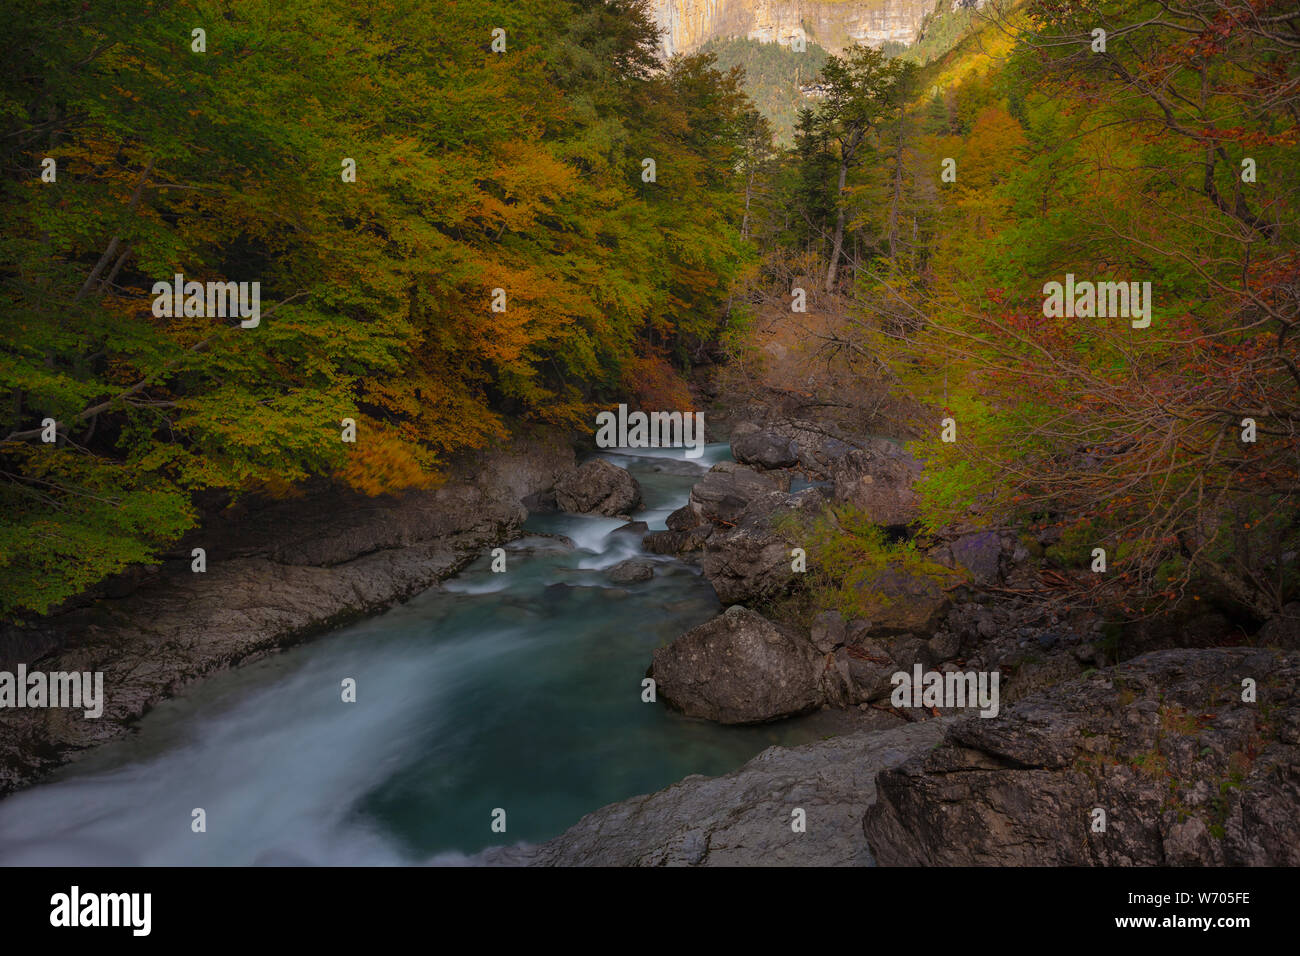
(648, 0), (939, 56)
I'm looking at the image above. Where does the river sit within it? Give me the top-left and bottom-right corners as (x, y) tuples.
(0, 443), (843, 865)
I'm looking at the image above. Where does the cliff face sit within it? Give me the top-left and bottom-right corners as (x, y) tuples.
(649, 0), (937, 57)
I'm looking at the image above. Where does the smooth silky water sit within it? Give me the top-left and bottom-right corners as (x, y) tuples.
(0, 443), (844, 865)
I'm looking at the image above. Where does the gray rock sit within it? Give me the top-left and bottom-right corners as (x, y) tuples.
(864, 647), (1300, 866)
(928, 629), (962, 661)
(731, 430), (799, 470)
(665, 505), (700, 531)
(755, 420), (856, 478)
(642, 525), (713, 556)
(699, 489), (825, 606)
(477, 718), (951, 866)
(688, 462), (785, 524)
(607, 559), (654, 585)
(651, 606), (824, 724)
(811, 611), (847, 654)
(553, 459), (643, 516)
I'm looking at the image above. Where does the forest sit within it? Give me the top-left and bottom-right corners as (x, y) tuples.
(0, 0), (759, 617)
(733, 0), (1299, 627)
(3, 0), (1297, 635)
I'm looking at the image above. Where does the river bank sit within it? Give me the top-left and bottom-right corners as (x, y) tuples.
(0, 432), (575, 797)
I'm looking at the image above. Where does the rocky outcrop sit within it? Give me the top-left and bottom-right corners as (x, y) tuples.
(553, 459), (643, 516)
(648, 0), (936, 57)
(480, 717), (950, 866)
(864, 648), (1300, 865)
(730, 420), (853, 478)
(642, 461), (788, 560)
(651, 605), (823, 723)
(0, 434), (576, 797)
(699, 487), (823, 604)
(730, 422), (920, 528)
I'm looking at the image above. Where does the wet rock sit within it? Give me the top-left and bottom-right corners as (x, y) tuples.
(607, 559), (655, 585)
(651, 606), (823, 724)
(553, 459), (643, 516)
(863, 647), (1300, 866)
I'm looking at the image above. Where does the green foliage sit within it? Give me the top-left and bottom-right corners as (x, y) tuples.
(795, 503), (955, 620)
(0, 0), (763, 617)
(838, 0), (1300, 616)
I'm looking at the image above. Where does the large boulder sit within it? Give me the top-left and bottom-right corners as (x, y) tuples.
(831, 439), (921, 527)
(864, 647), (1300, 865)
(553, 459), (642, 516)
(734, 419), (857, 478)
(700, 488), (824, 605)
(688, 462), (786, 524)
(651, 606), (824, 724)
(730, 430), (799, 470)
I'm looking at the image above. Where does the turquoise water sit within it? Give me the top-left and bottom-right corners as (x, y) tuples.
(0, 444), (840, 865)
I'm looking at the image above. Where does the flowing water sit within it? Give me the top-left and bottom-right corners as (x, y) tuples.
(0, 444), (843, 865)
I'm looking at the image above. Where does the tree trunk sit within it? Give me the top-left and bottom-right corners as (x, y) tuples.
(888, 112), (904, 261)
(741, 170), (754, 239)
(825, 159), (848, 293)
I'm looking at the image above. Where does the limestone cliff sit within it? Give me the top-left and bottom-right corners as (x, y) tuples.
(648, 0), (938, 57)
